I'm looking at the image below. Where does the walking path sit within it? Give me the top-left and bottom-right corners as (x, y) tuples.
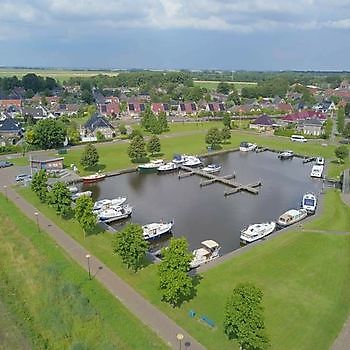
(0, 181), (205, 350)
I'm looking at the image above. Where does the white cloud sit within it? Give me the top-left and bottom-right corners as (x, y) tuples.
(0, 0), (349, 41)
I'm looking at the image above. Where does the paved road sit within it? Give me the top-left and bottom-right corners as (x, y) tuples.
(0, 168), (205, 350)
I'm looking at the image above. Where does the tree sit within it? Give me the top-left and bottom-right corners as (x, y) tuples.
(223, 113), (232, 129)
(224, 283), (269, 350)
(335, 145), (349, 163)
(48, 182), (72, 217)
(67, 126), (81, 145)
(31, 170), (48, 203)
(147, 135), (161, 155)
(345, 102), (350, 117)
(112, 224), (148, 272)
(337, 108), (345, 134)
(158, 112), (169, 132)
(158, 238), (193, 307)
(221, 126), (231, 143)
(118, 123), (127, 135)
(343, 122), (350, 139)
(127, 135), (147, 161)
(129, 128), (143, 139)
(205, 127), (222, 149)
(80, 144), (99, 168)
(141, 106), (157, 131)
(31, 119), (66, 149)
(75, 196), (96, 238)
(217, 82), (231, 95)
(81, 89), (93, 104)
(96, 130), (106, 142)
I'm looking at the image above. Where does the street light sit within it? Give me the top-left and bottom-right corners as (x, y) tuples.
(85, 254), (91, 280)
(34, 212), (40, 232)
(176, 333), (184, 350)
(3, 185), (8, 201)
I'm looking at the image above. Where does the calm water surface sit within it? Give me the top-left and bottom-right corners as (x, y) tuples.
(82, 151), (322, 254)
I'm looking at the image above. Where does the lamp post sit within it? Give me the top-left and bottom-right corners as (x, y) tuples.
(176, 333), (184, 350)
(34, 212), (39, 232)
(85, 254), (91, 280)
(3, 185), (8, 201)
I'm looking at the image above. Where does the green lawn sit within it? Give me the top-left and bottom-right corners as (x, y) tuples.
(193, 80), (257, 91)
(17, 184), (350, 349)
(0, 194), (167, 350)
(305, 190), (350, 231)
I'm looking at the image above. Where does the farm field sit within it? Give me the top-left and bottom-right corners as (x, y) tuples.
(193, 80), (257, 91)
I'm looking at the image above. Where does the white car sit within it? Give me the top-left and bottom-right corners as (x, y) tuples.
(15, 174), (32, 182)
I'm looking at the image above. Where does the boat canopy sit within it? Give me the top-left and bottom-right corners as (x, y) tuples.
(201, 240), (219, 249)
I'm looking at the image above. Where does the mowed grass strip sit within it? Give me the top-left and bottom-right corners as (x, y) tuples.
(0, 194), (168, 350)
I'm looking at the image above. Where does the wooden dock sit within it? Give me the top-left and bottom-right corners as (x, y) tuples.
(178, 165), (261, 195)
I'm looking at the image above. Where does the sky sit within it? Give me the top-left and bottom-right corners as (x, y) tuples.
(1, 0), (350, 71)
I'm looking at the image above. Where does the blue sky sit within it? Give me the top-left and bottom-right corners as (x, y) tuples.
(1, 0), (350, 70)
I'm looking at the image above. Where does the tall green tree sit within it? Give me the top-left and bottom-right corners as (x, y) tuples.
(158, 112), (169, 132)
(205, 127), (222, 149)
(343, 122), (350, 139)
(337, 108), (345, 134)
(158, 238), (193, 307)
(335, 145), (349, 163)
(147, 135), (161, 155)
(222, 113), (232, 129)
(112, 224), (149, 272)
(48, 182), (72, 217)
(80, 144), (99, 168)
(75, 196), (96, 238)
(217, 82), (231, 95)
(224, 283), (270, 350)
(127, 135), (147, 161)
(345, 102), (350, 117)
(141, 106), (157, 131)
(31, 170), (48, 203)
(221, 126), (231, 143)
(30, 119), (67, 149)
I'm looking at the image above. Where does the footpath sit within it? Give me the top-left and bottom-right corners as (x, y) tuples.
(0, 178), (205, 350)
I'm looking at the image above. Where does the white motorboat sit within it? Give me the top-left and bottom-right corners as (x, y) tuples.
(302, 193), (317, 213)
(278, 150), (294, 160)
(315, 157), (325, 166)
(190, 240), (220, 269)
(93, 197), (127, 211)
(71, 191), (92, 200)
(172, 154), (187, 164)
(183, 155), (202, 167)
(202, 164), (222, 174)
(142, 221), (174, 240)
(310, 165), (324, 178)
(158, 162), (178, 172)
(82, 172), (106, 183)
(240, 222), (276, 244)
(138, 159), (164, 173)
(277, 208), (308, 227)
(239, 141), (257, 152)
(98, 204), (133, 223)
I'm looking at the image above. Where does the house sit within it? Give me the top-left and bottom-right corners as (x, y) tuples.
(206, 102), (225, 113)
(282, 110), (327, 123)
(92, 89), (106, 104)
(21, 106), (55, 120)
(250, 114), (274, 131)
(313, 100), (336, 114)
(286, 92), (303, 101)
(52, 104), (80, 117)
(177, 102), (197, 115)
(0, 99), (22, 108)
(127, 101), (145, 117)
(210, 92), (228, 102)
(151, 103), (170, 115)
(298, 119), (324, 136)
(0, 116), (23, 144)
(339, 80), (350, 90)
(98, 101), (121, 117)
(275, 103), (293, 113)
(30, 156), (64, 173)
(81, 113), (115, 140)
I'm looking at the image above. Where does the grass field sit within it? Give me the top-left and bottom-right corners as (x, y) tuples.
(17, 181), (350, 349)
(0, 194), (167, 350)
(193, 80), (257, 91)
(0, 68), (119, 82)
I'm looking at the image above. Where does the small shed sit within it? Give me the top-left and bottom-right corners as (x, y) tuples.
(30, 156), (64, 173)
(250, 114), (274, 131)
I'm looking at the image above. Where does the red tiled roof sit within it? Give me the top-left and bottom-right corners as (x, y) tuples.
(0, 99), (22, 107)
(282, 110), (326, 122)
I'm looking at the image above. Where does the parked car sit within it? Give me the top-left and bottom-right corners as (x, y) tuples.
(339, 138), (350, 144)
(15, 174), (32, 182)
(0, 161), (13, 168)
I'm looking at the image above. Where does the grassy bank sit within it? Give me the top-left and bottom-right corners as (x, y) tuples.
(17, 184), (350, 349)
(0, 194), (167, 350)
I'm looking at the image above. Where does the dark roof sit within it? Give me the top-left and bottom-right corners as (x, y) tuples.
(252, 114), (273, 126)
(0, 117), (22, 133)
(84, 113), (114, 131)
(21, 107), (44, 118)
(300, 119), (323, 126)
